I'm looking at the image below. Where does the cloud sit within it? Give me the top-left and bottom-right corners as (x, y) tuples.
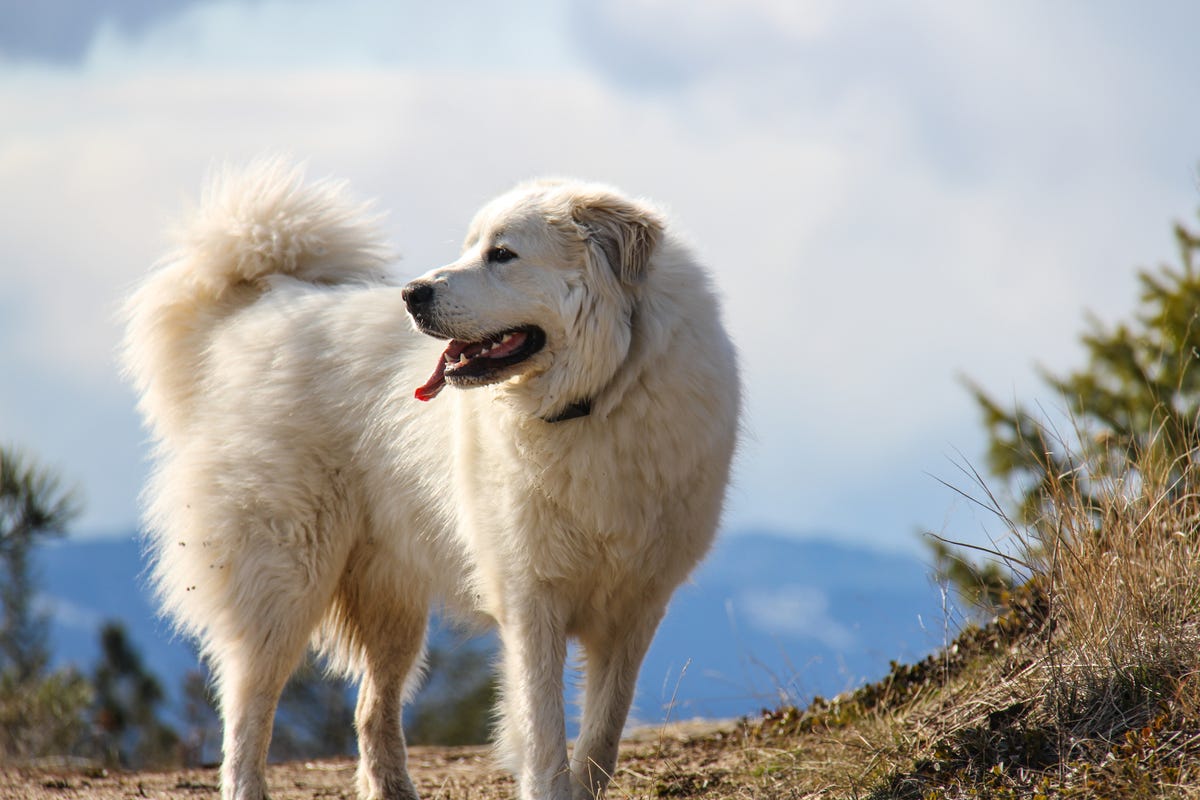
(0, 0), (210, 64)
(1, 0), (1198, 545)
(568, 0), (837, 90)
(738, 585), (855, 651)
(74, 0), (583, 77)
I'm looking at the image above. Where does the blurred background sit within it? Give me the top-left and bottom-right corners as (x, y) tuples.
(2, 0), (1199, 768)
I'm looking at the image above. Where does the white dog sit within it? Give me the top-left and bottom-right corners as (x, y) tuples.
(122, 160), (739, 800)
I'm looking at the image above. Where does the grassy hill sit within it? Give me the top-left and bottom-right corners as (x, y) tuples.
(612, 445), (1200, 799)
(9, 573), (1197, 800)
(8, 450), (1200, 797)
(654, 580), (1199, 799)
(12, 497), (1200, 799)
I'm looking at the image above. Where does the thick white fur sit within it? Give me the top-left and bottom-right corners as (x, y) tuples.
(122, 160), (740, 800)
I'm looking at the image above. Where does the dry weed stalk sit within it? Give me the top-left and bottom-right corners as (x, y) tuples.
(1025, 436), (1200, 714)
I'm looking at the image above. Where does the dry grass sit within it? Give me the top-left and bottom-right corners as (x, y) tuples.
(691, 433), (1200, 800)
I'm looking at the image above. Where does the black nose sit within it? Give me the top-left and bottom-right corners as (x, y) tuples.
(402, 281), (434, 312)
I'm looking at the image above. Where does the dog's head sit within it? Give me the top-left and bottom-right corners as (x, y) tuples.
(404, 180), (663, 421)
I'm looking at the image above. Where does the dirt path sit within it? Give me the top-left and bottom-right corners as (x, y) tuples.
(0, 720), (740, 799)
(2, 747), (504, 800)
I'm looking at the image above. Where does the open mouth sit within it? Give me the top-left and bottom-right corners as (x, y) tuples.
(415, 326), (546, 401)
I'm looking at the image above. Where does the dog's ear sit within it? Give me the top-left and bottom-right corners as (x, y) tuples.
(572, 192), (663, 285)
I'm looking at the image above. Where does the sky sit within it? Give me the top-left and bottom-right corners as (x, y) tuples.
(2, 0), (1200, 557)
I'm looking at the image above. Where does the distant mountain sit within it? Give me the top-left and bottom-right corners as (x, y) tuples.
(35, 530), (950, 731)
(634, 531), (948, 723)
(37, 534), (196, 682)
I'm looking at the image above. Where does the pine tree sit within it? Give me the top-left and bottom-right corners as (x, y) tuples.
(269, 653), (356, 761)
(180, 664), (220, 767)
(0, 446), (90, 761)
(939, 215), (1200, 607)
(92, 621), (179, 767)
(0, 446), (78, 681)
(966, 220), (1200, 524)
(405, 640), (496, 746)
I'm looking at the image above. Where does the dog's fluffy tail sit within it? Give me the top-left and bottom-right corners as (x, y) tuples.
(122, 158), (390, 440)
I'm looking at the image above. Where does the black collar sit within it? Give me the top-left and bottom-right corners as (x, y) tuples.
(542, 398), (592, 424)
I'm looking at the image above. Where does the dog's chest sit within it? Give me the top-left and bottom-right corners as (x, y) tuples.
(459, 421), (678, 574)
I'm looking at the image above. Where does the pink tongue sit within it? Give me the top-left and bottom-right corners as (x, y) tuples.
(413, 333), (528, 402)
(414, 360), (446, 401)
(414, 340), (468, 402)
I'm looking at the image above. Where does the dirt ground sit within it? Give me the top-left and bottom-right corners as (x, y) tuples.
(0, 720), (740, 800)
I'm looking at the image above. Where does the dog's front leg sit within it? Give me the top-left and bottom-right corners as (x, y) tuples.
(497, 600), (571, 800)
(570, 602), (666, 800)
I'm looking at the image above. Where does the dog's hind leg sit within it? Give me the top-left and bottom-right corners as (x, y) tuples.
(353, 632), (425, 800)
(210, 523), (353, 800)
(569, 602), (667, 800)
(217, 638), (308, 800)
(326, 553), (428, 800)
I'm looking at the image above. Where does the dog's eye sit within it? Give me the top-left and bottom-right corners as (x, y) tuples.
(485, 246), (518, 265)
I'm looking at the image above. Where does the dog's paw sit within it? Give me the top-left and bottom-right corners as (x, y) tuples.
(356, 767), (420, 800)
